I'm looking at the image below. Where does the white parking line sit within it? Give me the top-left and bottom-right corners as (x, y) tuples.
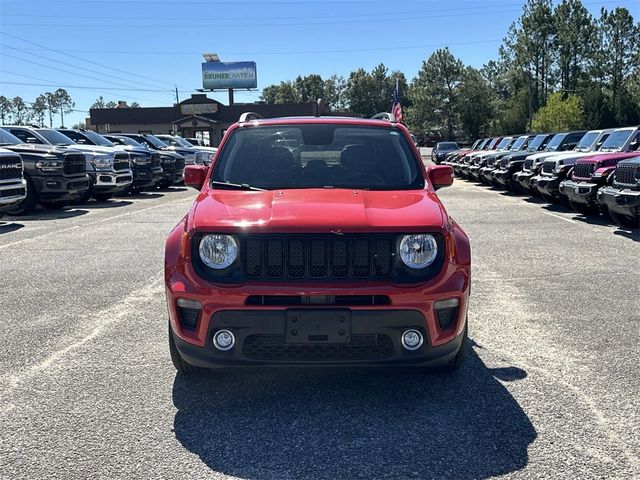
(541, 211), (578, 224)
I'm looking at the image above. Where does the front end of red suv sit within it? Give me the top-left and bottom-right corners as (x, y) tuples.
(165, 117), (470, 372)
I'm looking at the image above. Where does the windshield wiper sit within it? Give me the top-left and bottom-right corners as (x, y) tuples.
(210, 181), (266, 191)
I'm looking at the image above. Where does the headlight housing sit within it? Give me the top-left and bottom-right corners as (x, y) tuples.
(131, 155), (150, 165)
(92, 154), (113, 170)
(35, 156), (63, 172)
(161, 155), (175, 165)
(199, 234), (238, 269)
(398, 234), (438, 269)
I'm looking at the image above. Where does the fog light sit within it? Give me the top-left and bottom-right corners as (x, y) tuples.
(401, 329), (423, 350)
(213, 330), (235, 351)
(434, 298), (459, 330)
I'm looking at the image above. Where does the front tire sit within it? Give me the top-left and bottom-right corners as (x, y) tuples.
(438, 321), (468, 374)
(93, 192), (113, 202)
(609, 211), (639, 229)
(39, 201), (68, 210)
(569, 200), (597, 216)
(168, 323), (202, 374)
(7, 176), (38, 215)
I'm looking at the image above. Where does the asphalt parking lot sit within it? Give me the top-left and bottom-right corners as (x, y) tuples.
(1, 177), (638, 479)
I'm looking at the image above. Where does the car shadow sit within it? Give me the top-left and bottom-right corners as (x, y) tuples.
(76, 200), (133, 209)
(613, 227), (640, 241)
(0, 221), (24, 234)
(118, 192), (164, 199)
(5, 208), (88, 221)
(172, 343), (535, 480)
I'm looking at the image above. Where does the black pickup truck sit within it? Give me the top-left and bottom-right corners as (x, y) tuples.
(0, 128), (88, 214)
(117, 134), (185, 187)
(0, 147), (26, 216)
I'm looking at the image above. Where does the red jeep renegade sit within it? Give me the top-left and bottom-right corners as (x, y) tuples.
(164, 114), (471, 373)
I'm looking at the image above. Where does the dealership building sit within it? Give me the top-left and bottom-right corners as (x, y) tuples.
(88, 94), (331, 146)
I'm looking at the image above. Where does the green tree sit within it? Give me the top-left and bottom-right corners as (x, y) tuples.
(12, 96), (29, 124)
(44, 92), (58, 127)
(31, 94), (48, 127)
(105, 101), (117, 108)
(294, 74), (325, 103)
(345, 68), (375, 116)
(259, 81), (300, 104)
(323, 74), (347, 110)
(91, 96), (107, 109)
(553, 0), (596, 92)
(597, 7), (640, 124)
(531, 92), (584, 131)
(53, 88), (74, 127)
(130, 102), (141, 108)
(0, 96), (11, 124)
(457, 67), (495, 138)
(407, 48), (463, 139)
(72, 122), (86, 129)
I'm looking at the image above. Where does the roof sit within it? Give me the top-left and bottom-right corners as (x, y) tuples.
(233, 116), (401, 128)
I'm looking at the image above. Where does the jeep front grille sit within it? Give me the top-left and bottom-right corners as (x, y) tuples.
(243, 334), (394, 361)
(523, 158), (533, 170)
(615, 164), (639, 186)
(63, 154), (86, 175)
(542, 160), (556, 174)
(242, 234), (394, 280)
(573, 162), (595, 180)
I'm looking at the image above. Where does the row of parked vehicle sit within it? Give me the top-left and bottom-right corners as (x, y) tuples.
(433, 127), (640, 229)
(0, 126), (217, 216)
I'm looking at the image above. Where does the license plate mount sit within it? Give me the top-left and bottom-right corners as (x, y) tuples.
(286, 310), (351, 344)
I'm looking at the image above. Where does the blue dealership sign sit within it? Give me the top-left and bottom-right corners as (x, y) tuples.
(202, 61), (258, 90)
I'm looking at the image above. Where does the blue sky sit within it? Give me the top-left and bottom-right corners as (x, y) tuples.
(0, 0), (638, 127)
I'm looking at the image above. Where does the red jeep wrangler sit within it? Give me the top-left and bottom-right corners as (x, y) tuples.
(165, 114), (471, 373)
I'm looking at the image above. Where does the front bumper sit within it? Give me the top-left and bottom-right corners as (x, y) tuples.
(560, 179), (601, 206)
(162, 165), (184, 184)
(132, 166), (163, 188)
(0, 179), (27, 213)
(172, 310), (466, 368)
(479, 166), (496, 183)
(467, 165), (482, 180)
(597, 186), (640, 218)
(31, 174), (89, 201)
(515, 170), (536, 191)
(91, 170), (133, 193)
(536, 174), (563, 198)
(166, 264), (470, 368)
(493, 168), (509, 186)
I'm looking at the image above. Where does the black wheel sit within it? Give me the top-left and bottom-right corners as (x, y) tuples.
(93, 193), (113, 202)
(168, 323), (202, 374)
(508, 177), (522, 194)
(438, 321), (468, 374)
(569, 200), (597, 215)
(540, 193), (555, 203)
(75, 181), (93, 205)
(39, 201), (68, 210)
(609, 211), (639, 229)
(6, 175), (38, 215)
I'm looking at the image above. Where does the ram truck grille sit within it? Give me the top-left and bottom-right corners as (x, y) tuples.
(63, 154), (86, 175)
(113, 154), (130, 171)
(151, 153), (161, 168)
(0, 155), (22, 180)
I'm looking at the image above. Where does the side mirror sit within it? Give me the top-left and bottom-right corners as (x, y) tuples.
(427, 164), (454, 191)
(184, 165), (208, 190)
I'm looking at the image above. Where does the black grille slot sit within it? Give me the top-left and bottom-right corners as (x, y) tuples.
(243, 334), (394, 361)
(573, 162), (594, 179)
(0, 156), (22, 180)
(523, 158), (533, 169)
(615, 164), (638, 186)
(63, 154), (86, 175)
(542, 160), (555, 173)
(241, 235), (395, 281)
(245, 295), (391, 306)
(151, 153), (161, 168)
(0, 187), (25, 198)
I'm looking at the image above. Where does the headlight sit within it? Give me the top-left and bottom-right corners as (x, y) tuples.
(199, 234), (238, 269)
(161, 155), (175, 164)
(35, 156), (63, 172)
(398, 234), (437, 269)
(92, 154), (113, 170)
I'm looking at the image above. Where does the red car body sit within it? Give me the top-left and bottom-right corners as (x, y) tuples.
(165, 116), (471, 372)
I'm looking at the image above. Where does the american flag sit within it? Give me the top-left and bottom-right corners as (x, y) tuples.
(391, 79), (403, 123)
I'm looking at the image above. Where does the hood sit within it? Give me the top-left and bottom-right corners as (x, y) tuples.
(527, 151), (566, 162)
(618, 155), (640, 166)
(2, 143), (79, 156)
(58, 144), (115, 155)
(158, 149), (184, 159)
(190, 188), (446, 233)
(576, 151), (640, 165)
(113, 146), (150, 155)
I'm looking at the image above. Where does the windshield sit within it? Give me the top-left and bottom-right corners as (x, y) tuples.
(438, 142), (458, 150)
(496, 137), (512, 149)
(545, 133), (567, 151)
(37, 129), (78, 145)
(527, 135), (548, 152)
(113, 136), (143, 147)
(82, 130), (115, 147)
(574, 132), (599, 152)
(211, 125), (424, 191)
(0, 128), (22, 145)
(487, 138), (500, 149)
(600, 130), (633, 151)
(510, 137), (527, 150)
